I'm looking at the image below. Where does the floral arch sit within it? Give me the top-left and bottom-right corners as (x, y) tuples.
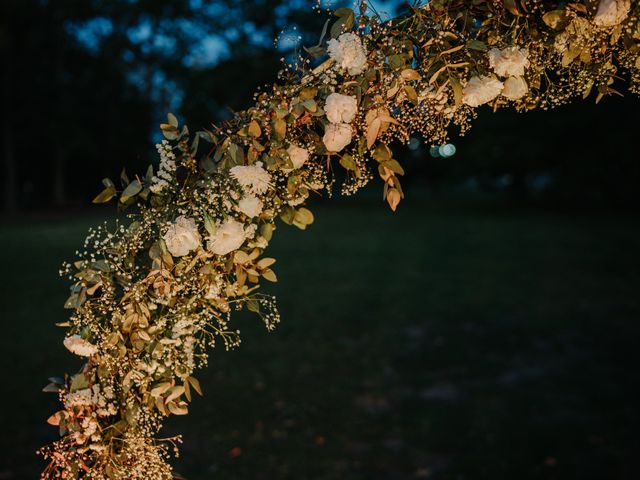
(41, 1), (639, 478)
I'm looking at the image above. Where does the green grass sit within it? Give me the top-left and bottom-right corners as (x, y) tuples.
(1, 196), (639, 480)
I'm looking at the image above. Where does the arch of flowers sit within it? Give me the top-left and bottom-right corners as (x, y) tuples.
(41, 1), (639, 478)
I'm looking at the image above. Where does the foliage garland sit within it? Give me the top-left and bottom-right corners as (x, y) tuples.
(40, 1), (639, 478)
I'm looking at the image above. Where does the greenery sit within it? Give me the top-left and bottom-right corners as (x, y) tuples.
(1, 195), (639, 479)
(31, 1), (640, 477)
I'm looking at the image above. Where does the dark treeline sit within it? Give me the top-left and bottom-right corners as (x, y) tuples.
(1, 0), (638, 213)
(0, 0), (320, 212)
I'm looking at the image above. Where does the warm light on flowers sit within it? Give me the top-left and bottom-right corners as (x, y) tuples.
(323, 122), (353, 152)
(163, 216), (202, 257)
(462, 75), (504, 107)
(324, 92), (358, 124)
(594, 0), (631, 26)
(286, 144), (309, 170)
(206, 218), (248, 255)
(230, 161), (272, 194)
(63, 335), (98, 357)
(488, 47), (530, 77)
(237, 194), (263, 218)
(501, 76), (529, 100)
(43, 1), (640, 478)
(327, 32), (368, 76)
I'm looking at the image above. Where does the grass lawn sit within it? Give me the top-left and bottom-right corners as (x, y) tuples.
(0, 194), (639, 480)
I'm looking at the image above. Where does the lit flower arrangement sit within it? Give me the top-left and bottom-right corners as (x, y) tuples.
(41, 1), (640, 478)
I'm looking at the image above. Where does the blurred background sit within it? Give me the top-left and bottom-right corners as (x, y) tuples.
(0, 1), (639, 479)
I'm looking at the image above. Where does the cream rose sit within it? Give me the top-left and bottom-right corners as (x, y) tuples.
(286, 144), (310, 170)
(237, 194), (263, 218)
(594, 0), (630, 27)
(206, 218), (247, 256)
(501, 76), (528, 100)
(323, 123), (353, 152)
(325, 93), (358, 124)
(488, 47), (530, 77)
(462, 75), (504, 107)
(163, 216), (201, 257)
(327, 32), (368, 76)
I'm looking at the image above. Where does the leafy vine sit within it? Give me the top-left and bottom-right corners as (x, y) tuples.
(41, 1), (639, 478)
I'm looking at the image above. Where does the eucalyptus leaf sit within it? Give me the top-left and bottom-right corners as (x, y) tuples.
(120, 179), (142, 203)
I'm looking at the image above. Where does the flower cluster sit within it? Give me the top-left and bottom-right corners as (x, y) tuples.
(42, 1), (639, 478)
(327, 32), (368, 76)
(149, 140), (177, 193)
(323, 92), (357, 152)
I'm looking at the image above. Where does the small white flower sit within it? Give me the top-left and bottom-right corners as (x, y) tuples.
(325, 93), (358, 124)
(286, 144), (310, 170)
(501, 76), (529, 100)
(163, 216), (201, 257)
(594, 0), (630, 27)
(288, 191), (309, 206)
(65, 388), (94, 407)
(150, 140), (177, 193)
(205, 283), (222, 300)
(488, 47), (530, 77)
(64, 335), (98, 357)
(245, 223), (257, 239)
(323, 123), (353, 152)
(553, 31), (570, 54)
(462, 75), (504, 107)
(206, 218), (247, 256)
(229, 161), (271, 194)
(237, 194), (263, 218)
(327, 32), (368, 76)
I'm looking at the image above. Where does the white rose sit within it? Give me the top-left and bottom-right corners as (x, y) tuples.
(237, 194), (263, 218)
(501, 76), (528, 100)
(323, 123), (353, 152)
(64, 335), (98, 357)
(594, 0), (630, 27)
(229, 161), (271, 194)
(462, 75), (504, 107)
(206, 218), (247, 256)
(325, 93), (358, 124)
(488, 47), (530, 77)
(163, 216), (201, 257)
(327, 32), (368, 76)
(286, 144), (310, 170)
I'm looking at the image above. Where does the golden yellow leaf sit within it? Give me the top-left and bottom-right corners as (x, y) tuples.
(386, 188), (401, 211)
(261, 269), (278, 282)
(367, 117), (382, 149)
(248, 120), (261, 138)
